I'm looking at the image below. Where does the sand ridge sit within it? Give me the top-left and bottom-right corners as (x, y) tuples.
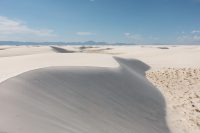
(0, 57), (170, 133)
(1, 45), (200, 133)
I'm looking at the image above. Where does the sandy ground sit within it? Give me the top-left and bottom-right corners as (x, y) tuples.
(0, 45), (200, 133)
(147, 68), (200, 133)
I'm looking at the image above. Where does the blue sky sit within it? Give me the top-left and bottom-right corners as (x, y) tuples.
(0, 0), (200, 44)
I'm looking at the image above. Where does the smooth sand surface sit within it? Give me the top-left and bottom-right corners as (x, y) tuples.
(0, 57), (170, 133)
(0, 53), (118, 83)
(0, 45), (200, 133)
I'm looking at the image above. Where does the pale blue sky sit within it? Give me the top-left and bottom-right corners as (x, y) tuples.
(0, 0), (200, 44)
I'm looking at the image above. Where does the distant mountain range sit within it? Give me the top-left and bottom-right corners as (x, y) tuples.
(0, 41), (134, 45)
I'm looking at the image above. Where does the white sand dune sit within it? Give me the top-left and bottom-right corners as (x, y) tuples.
(0, 53), (119, 83)
(0, 46), (55, 57)
(1, 45), (200, 133)
(111, 45), (200, 68)
(0, 57), (170, 133)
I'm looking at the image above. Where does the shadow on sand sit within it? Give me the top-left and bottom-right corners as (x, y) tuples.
(0, 57), (170, 133)
(51, 46), (75, 53)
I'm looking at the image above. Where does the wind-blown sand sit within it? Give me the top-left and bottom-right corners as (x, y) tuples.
(0, 58), (170, 133)
(0, 45), (200, 133)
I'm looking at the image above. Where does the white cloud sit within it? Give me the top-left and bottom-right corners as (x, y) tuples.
(177, 35), (200, 42)
(124, 33), (131, 36)
(177, 30), (200, 43)
(76, 32), (95, 36)
(191, 30), (200, 34)
(0, 16), (56, 41)
(124, 32), (142, 41)
(193, 35), (200, 40)
(181, 31), (185, 34)
(124, 32), (160, 44)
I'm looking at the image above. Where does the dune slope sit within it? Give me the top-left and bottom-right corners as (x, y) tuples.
(0, 58), (170, 133)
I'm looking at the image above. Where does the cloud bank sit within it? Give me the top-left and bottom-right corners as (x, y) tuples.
(177, 29), (200, 44)
(124, 32), (142, 41)
(0, 16), (56, 41)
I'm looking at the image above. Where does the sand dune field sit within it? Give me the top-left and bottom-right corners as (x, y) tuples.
(0, 45), (200, 133)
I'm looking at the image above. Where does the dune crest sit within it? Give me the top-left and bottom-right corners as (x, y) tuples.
(0, 58), (170, 133)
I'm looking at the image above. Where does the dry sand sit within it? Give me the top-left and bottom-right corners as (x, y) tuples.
(0, 58), (170, 133)
(147, 68), (200, 133)
(0, 45), (200, 133)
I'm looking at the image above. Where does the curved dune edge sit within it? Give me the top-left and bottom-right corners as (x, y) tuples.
(0, 57), (170, 133)
(0, 53), (119, 83)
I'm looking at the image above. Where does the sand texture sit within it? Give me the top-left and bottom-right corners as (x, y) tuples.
(147, 68), (200, 133)
(0, 45), (200, 133)
(0, 58), (170, 133)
